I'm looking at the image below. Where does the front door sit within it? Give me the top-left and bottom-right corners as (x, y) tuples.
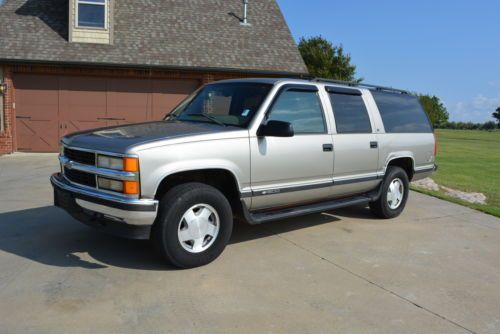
(250, 86), (333, 210)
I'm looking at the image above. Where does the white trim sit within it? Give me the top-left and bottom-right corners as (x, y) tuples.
(75, 0), (108, 30)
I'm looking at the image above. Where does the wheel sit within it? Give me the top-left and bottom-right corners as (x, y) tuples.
(369, 166), (409, 219)
(151, 182), (233, 268)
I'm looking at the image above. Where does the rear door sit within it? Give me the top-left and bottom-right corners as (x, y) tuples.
(326, 87), (380, 196)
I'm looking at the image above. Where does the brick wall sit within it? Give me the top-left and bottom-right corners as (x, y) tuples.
(0, 63), (279, 154)
(0, 67), (14, 154)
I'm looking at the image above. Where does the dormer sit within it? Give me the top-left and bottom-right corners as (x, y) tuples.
(69, 0), (113, 44)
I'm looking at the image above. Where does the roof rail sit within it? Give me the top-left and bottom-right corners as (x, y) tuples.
(311, 78), (410, 95)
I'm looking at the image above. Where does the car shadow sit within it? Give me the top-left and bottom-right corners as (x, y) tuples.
(0, 205), (375, 271)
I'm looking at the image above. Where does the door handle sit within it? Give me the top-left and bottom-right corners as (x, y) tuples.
(323, 143), (333, 152)
(370, 141), (378, 149)
(16, 116), (31, 119)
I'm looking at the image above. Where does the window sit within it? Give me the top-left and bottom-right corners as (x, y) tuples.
(77, 0), (106, 28)
(329, 92), (372, 134)
(372, 91), (432, 133)
(174, 83), (272, 128)
(267, 89), (326, 134)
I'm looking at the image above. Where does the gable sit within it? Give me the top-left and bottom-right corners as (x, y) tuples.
(0, 0), (308, 75)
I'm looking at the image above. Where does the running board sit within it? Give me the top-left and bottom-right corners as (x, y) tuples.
(242, 195), (372, 225)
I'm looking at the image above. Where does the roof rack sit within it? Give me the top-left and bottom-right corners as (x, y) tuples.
(311, 78), (410, 95)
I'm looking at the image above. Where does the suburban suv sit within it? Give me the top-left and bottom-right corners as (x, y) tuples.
(51, 78), (437, 268)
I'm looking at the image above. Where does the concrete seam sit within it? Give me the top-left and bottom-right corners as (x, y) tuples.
(270, 230), (476, 334)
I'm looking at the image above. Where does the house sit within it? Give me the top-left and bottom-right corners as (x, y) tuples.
(0, 0), (307, 153)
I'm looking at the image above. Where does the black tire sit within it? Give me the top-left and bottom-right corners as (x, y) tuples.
(151, 182), (233, 268)
(369, 166), (409, 219)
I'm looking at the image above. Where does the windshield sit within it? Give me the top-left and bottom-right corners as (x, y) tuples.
(168, 83), (273, 128)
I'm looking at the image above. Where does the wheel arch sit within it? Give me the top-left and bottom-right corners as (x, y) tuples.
(385, 155), (415, 181)
(153, 168), (245, 217)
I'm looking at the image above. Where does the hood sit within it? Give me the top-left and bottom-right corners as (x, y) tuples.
(62, 121), (239, 153)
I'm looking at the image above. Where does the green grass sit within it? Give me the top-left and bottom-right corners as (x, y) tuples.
(410, 129), (500, 217)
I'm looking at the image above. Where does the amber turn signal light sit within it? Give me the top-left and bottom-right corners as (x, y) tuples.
(123, 157), (139, 172)
(123, 180), (139, 195)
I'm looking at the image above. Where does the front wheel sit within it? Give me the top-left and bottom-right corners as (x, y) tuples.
(369, 166), (409, 219)
(152, 182), (233, 268)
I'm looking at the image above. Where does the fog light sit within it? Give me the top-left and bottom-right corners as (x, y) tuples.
(98, 177), (123, 192)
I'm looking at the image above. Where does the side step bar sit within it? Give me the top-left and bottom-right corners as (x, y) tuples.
(242, 195), (377, 225)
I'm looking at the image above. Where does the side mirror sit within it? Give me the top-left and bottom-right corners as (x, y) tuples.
(257, 120), (294, 137)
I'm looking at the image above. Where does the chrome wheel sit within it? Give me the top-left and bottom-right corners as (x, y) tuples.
(387, 178), (404, 210)
(177, 204), (220, 253)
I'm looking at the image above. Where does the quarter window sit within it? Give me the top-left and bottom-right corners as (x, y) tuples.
(372, 91), (432, 133)
(77, 0), (106, 28)
(267, 89), (326, 134)
(329, 93), (372, 134)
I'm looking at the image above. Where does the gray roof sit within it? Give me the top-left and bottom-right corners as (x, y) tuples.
(0, 0), (308, 75)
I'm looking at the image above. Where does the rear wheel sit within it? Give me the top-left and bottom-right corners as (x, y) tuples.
(370, 166), (409, 219)
(152, 182), (233, 268)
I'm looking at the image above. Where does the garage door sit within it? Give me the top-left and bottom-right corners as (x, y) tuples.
(14, 74), (200, 152)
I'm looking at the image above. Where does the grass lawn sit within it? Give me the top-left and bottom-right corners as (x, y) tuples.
(411, 129), (500, 217)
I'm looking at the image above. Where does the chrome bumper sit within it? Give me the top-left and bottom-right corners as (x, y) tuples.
(51, 173), (158, 239)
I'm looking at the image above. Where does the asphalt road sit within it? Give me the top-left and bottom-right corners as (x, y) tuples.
(1, 153), (499, 334)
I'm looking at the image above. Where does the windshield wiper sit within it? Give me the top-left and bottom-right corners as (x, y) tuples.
(188, 113), (227, 127)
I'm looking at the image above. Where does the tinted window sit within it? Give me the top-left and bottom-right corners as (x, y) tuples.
(174, 83), (272, 127)
(329, 93), (372, 133)
(372, 91), (432, 133)
(267, 90), (326, 134)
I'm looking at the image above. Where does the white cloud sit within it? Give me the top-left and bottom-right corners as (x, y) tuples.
(448, 93), (500, 122)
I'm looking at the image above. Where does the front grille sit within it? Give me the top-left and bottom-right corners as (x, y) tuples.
(64, 147), (96, 166)
(64, 167), (97, 188)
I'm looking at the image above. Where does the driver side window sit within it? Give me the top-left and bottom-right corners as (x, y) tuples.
(267, 89), (326, 134)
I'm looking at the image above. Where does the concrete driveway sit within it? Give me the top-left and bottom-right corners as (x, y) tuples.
(1, 153), (499, 334)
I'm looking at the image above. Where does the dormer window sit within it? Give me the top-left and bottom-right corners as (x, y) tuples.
(76, 0), (107, 28)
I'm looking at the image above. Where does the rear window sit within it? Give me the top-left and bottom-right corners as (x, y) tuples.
(329, 93), (372, 134)
(371, 91), (432, 133)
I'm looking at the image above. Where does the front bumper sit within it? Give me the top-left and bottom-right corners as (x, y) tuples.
(51, 173), (158, 239)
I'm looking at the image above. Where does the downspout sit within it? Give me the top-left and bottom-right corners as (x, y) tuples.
(0, 66), (4, 133)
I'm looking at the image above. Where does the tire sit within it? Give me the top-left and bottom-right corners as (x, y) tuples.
(151, 182), (233, 268)
(369, 166), (409, 219)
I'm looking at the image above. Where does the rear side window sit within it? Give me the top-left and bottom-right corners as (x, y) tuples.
(267, 90), (326, 134)
(372, 91), (432, 133)
(329, 93), (372, 134)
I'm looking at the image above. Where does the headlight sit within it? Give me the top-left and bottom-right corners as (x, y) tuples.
(98, 177), (124, 192)
(97, 177), (140, 195)
(97, 155), (139, 172)
(97, 155), (123, 170)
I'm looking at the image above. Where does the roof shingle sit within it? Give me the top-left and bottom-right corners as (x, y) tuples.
(0, 0), (308, 75)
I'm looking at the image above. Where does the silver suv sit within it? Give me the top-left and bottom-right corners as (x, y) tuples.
(51, 78), (437, 268)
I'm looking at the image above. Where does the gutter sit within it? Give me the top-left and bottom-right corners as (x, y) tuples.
(0, 58), (309, 78)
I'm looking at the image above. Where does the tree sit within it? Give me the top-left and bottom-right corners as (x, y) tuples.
(493, 107), (500, 128)
(298, 36), (362, 82)
(418, 94), (449, 127)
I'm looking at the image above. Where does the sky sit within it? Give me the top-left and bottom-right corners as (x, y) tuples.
(277, 0), (500, 122)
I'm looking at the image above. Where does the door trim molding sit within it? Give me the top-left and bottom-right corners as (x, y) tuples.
(244, 174), (381, 198)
